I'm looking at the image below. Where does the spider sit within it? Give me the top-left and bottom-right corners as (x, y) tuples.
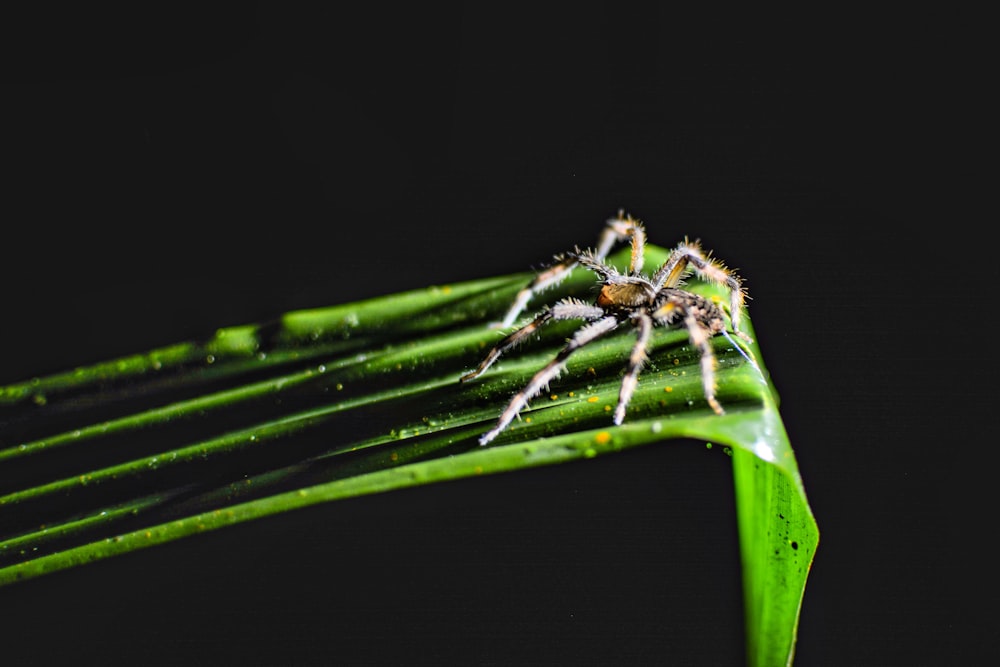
(460, 210), (755, 446)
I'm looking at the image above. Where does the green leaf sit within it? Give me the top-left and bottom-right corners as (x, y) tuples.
(0, 245), (817, 666)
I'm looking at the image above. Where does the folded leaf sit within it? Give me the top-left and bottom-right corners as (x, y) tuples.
(0, 246), (817, 666)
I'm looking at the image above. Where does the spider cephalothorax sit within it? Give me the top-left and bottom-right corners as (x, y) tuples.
(461, 211), (754, 446)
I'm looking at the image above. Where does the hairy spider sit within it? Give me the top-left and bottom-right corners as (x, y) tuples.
(461, 210), (754, 446)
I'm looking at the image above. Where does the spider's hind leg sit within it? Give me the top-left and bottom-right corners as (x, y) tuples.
(477, 315), (619, 445)
(462, 298), (605, 383)
(493, 254), (577, 330)
(603, 209), (646, 275)
(494, 210), (646, 328)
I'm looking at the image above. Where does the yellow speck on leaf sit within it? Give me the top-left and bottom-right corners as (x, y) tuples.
(664, 386), (673, 393)
(595, 431), (612, 445)
(587, 396), (600, 403)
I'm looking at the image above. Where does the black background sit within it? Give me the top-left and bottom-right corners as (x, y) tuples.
(1, 5), (990, 666)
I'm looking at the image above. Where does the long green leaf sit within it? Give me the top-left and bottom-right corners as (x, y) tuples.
(0, 246), (817, 666)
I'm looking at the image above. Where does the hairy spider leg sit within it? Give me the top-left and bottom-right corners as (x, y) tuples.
(614, 311), (654, 425)
(495, 211), (646, 328)
(601, 209), (646, 275)
(651, 239), (750, 337)
(494, 257), (577, 330)
(477, 315), (619, 445)
(653, 296), (726, 415)
(462, 299), (606, 382)
(571, 250), (658, 297)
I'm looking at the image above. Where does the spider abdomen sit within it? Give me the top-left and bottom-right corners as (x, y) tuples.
(596, 283), (651, 309)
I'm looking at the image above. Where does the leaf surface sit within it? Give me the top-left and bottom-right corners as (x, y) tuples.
(0, 246), (817, 666)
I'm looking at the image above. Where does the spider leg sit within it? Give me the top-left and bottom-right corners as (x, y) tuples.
(494, 254), (577, 329)
(462, 298), (605, 382)
(478, 315), (619, 445)
(684, 310), (724, 415)
(684, 313), (726, 415)
(613, 311), (653, 425)
(599, 209), (646, 275)
(653, 297), (725, 416)
(494, 210), (645, 328)
(650, 239), (749, 336)
(570, 250), (659, 305)
(569, 249), (620, 281)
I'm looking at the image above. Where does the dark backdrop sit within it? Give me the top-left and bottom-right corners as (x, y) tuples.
(1, 5), (989, 666)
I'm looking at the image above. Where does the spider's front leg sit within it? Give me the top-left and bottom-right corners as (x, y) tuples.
(494, 210), (646, 328)
(685, 312), (726, 416)
(653, 295), (727, 416)
(651, 239), (751, 339)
